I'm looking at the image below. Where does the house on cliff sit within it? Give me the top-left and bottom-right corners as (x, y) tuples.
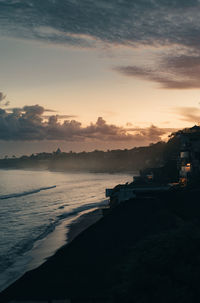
(178, 125), (200, 185)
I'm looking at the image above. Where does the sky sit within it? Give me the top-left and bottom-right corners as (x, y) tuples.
(1, 0), (200, 156)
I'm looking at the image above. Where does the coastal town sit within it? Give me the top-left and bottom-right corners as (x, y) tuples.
(106, 125), (200, 207)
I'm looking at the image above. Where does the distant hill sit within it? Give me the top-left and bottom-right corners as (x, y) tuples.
(0, 141), (167, 173)
(1, 126), (194, 174)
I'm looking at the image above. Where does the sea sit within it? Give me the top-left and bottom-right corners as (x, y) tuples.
(0, 169), (133, 292)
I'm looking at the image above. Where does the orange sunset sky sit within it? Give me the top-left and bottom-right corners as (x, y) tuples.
(0, 0), (200, 156)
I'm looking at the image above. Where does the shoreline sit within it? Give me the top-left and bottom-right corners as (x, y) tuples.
(0, 206), (104, 295)
(0, 167), (138, 175)
(66, 208), (103, 244)
(29, 207), (104, 270)
(2, 190), (200, 301)
(0, 169), (132, 297)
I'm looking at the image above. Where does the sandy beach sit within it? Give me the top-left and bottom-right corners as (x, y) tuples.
(2, 190), (200, 302)
(66, 208), (103, 244)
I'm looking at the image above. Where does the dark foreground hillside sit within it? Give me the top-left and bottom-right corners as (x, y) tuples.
(1, 189), (200, 302)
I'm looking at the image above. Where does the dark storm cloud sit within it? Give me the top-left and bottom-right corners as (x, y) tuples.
(0, 104), (174, 143)
(1, 1), (200, 88)
(0, 0), (199, 48)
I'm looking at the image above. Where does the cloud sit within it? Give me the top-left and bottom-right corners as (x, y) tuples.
(0, 0), (199, 48)
(43, 114), (77, 119)
(4, 101), (10, 106)
(174, 107), (200, 123)
(115, 53), (200, 89)
(0, 91), (10, 106)
(0, 104), (174, 143)
(2, 1), (200, 87)
(127, 125), (176, 141)
(0, 92), (6, 102)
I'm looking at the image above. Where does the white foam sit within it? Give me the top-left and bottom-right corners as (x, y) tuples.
(0, 185), (56, 200)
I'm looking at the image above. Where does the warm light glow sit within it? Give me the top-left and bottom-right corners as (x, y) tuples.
(180, 177), (187, 186)
(182, 164), (191, 173)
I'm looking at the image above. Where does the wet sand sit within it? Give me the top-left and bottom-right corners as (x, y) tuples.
(66, 208), (103, 244)
(2, 190), (200, 302)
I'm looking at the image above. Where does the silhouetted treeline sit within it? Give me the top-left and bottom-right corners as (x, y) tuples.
(0, 140), (179, 173)
(0, 135), (181, 173)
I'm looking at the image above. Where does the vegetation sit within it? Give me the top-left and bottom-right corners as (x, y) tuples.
(0, 138), (179, 173)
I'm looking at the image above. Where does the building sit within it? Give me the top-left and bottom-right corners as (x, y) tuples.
(55, 148), (62, 155)
(106, 176), (171, 207)
(178, 126), (200, 185)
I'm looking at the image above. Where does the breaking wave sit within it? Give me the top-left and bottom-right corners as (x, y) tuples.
(0, 170), (132, 293)
(58, 200), (109, 220)
(0, 186), (56, 200)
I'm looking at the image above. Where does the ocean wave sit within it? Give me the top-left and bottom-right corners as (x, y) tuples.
(0, 198), (109, 286)
(58, 204), (69, 209)
(30, 200), (109, 247)
(58, 199), (109, 220)
(0, 185), (56, 200)
(4, 199), (108, 262)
